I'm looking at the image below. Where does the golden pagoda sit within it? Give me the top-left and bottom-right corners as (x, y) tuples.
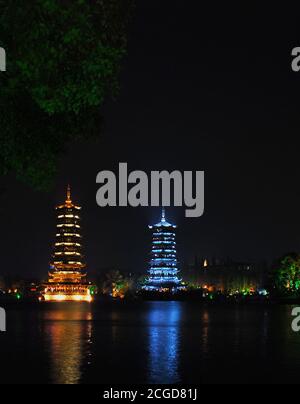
(43, 186), (93, 302)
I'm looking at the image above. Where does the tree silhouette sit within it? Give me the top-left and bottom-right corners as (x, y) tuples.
(0, 0), (133, 189)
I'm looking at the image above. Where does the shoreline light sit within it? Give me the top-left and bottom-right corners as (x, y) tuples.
(44, 293), (92, 303)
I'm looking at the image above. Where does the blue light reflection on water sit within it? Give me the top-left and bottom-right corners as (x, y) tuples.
(146, 301), (182, 383)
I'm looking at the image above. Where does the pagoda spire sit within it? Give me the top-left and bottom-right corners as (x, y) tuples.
(161, 207), (166, 222)
(66, 184), (72, 204)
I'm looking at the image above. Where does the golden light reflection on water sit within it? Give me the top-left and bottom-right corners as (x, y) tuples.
(42, 303), (93, 384)
(201, 309), (210, 355)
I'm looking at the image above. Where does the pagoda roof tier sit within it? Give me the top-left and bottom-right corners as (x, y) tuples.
(46, 282), (89, 286)
(149, 208), (176, 229)
(50, 263), (86, 270)
(49, 271), (86, 276)
(55, 185), (82, 210)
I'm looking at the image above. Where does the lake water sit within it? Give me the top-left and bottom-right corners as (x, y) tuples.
(0, 301), (299, 384)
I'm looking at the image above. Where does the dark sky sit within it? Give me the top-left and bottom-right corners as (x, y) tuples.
(2, 1), (300, 279)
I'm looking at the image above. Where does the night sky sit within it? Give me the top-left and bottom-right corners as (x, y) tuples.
(2, 1), (300, 279)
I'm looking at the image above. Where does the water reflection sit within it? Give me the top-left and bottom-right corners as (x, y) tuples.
(4, 303), (300, 383)
(147, 302), (182, 383)
(42, 303), (93, 384)
(201, 309), (210, 356)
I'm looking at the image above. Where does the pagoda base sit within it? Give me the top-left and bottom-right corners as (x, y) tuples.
(139, 287), (188, 301)
(43, 284), (93, 302)
(142, 284), (187, 293)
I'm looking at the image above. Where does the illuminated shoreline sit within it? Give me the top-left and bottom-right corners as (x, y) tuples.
(43, 293), (93, 302)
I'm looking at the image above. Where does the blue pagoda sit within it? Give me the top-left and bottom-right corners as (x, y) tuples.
(143, 208), (184, 292)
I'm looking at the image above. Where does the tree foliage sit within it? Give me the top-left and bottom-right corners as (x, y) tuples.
(273, 253), (300, 294)
(102, 269), (134, 299)
(0, 0), (133, 189)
